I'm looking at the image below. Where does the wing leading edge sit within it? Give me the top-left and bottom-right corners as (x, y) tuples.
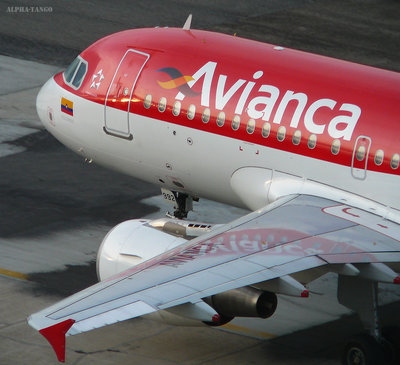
(28, 194), (400, 362)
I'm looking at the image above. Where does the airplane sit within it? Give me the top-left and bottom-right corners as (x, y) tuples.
(28, 14), (400, 365)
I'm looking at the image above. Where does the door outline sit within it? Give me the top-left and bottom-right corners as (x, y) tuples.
(351, 135), (371, 180)
(104, 49), (150, 140)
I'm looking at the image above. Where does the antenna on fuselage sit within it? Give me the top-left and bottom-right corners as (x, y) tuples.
(183, 14), (192, 30)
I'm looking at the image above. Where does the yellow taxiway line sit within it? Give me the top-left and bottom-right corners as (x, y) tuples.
(0, 268), (29, 281)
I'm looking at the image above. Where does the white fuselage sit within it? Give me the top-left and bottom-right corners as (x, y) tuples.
(37, 77), (400, 221)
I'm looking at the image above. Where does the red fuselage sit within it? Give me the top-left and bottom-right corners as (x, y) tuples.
(55, 28), (400, 175)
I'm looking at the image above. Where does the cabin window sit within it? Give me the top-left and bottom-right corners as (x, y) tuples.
(331, 139), (340, 155)
(308, 134), (317, 149)
(356, 145), (366, 161)
(158, 97), (167, 112)
(391, 153), (399, 169)
(277, 126), (286, 142)
(144, 94), (152, 109)
(172, 101), (181, 116)
(202, 108), (210, 123)
(63, 56), (88, 90)
(187, 104), (196, 120)
(216, 111), (225, 127)
(247, 119), (255, 134)
(292, 130), (301, 145)
(231, 115), (240, 131)
(262, 122), (270, 138)
(374, 149), (384, 166)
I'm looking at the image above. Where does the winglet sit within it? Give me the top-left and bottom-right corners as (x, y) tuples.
(183, 14), (192, 30)
(39, 319), (75, 362)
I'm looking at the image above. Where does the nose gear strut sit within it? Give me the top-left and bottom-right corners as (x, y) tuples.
(161, 188), (194, 219)
(173, 192), (193, 219)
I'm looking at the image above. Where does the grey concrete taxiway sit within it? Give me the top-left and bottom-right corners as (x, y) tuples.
(0, 1), (400, 364)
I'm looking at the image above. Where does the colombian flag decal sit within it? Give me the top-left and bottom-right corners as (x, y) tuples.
(61, 97), (73, 116)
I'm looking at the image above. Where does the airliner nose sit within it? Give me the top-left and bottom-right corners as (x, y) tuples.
(36, 77), (55, 129)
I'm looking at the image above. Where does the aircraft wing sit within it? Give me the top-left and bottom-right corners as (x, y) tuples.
(28, 194), (400, 362)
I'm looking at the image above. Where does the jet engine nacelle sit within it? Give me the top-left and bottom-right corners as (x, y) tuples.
(96, 219), (187, 281)
(204, 286), (277, 320)
(97, 217), (218, 281)
(148, 286), (277, 328)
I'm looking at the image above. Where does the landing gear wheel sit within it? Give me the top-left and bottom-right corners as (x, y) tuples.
(382, 326), (400, 364)
(342, 334), (384, 365)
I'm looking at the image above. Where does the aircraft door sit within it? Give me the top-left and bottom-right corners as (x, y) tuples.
(104, 49), (149, 140)
(351, 135), (371, 180)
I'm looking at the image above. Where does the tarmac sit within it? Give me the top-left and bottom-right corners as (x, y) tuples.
(0, 1), (399, 364)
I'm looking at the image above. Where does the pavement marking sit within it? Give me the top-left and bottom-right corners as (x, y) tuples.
(0, 268), (29, 281)
(223, 322), (277, 339)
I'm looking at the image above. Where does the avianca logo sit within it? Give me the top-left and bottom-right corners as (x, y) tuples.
(157, 67), (200, 97)
(166, 61), (362, 141)
(158, 226), (367, 268)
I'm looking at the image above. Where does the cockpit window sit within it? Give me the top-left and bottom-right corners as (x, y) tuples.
(64, 57), (80, 83)
(63, 56), (88, 89)
(72, 62), (87, 88)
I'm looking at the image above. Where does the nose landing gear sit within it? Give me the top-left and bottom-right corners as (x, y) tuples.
(173, 192), (193, 219)
(161, 188), (194, 219)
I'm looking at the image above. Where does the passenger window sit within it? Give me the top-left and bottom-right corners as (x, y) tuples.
(262, 122), (270, 138)
(277, 126), (286, 142)
(247, 119), (255, 134)
(331, 139), (340, 155)
(308, 134), (317, 149)
(187, 104), (196, 120)
(158, 97), (167, 112)
(292, 130), (301, 145)
(172, 101), (181, 116)
(202, 108), (210, 123)
(391, 153), (399, 169)
(144, 94), (152, 109)
(374, 149), (384, 166)
(216, 111), (225, 127)
(231, 115), (240, 131)
(356, 145), (366, 161)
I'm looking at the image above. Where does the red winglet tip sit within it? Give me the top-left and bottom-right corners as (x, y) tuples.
(39, 319), (75, 362)
(394, 276), (400, 284)
(301, 290), (309, 298)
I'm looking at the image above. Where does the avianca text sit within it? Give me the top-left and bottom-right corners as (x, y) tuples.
(174, 61), (361, 141)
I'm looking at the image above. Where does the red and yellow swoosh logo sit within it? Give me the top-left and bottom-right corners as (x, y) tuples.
(156, 67), (200, 97)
